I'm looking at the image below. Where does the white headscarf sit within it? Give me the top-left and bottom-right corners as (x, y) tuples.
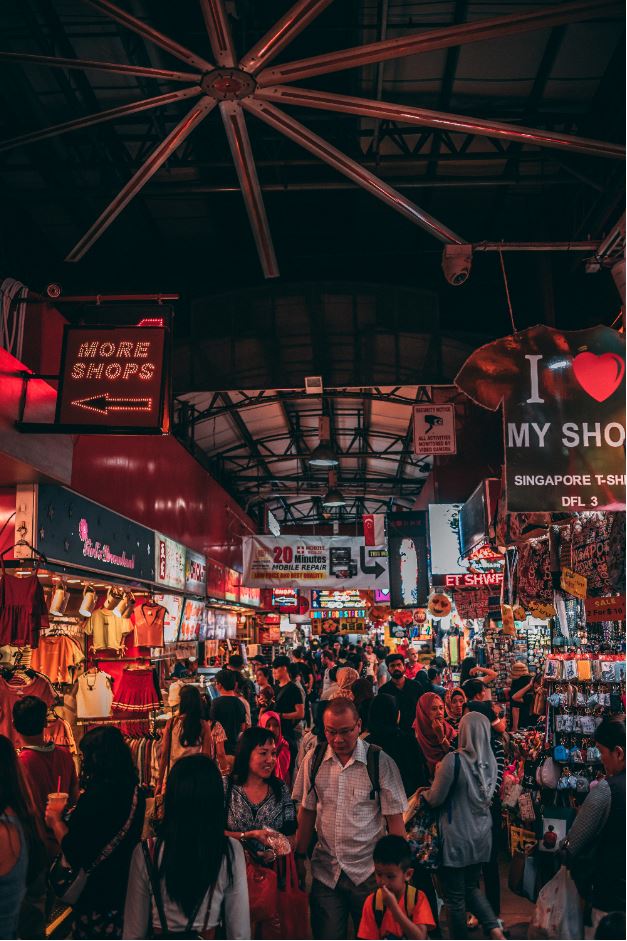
(457, 711), (498, 812)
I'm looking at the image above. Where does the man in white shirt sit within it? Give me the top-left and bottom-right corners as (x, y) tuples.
(292, 698), (407, 939)
(320, 648), (336, 693)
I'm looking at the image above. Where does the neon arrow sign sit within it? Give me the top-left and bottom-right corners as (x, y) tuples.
(71, 394), (152, 415)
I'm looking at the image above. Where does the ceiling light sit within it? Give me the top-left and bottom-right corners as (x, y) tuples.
(79, 585), (97, 618)
(308, 442), (338, 467)
(322, 486), (346, 508)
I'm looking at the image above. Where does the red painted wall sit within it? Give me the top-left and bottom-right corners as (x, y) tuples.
(71, 434), (256, 571)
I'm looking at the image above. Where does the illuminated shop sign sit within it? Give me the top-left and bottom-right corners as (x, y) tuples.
(56, 325), (168, 431)
(185, 549), (207, 596)
(438, 572), (504, 588)
(310, 609), (367, 619)
(155, 533), (186, 591)
(311, 589), (364, 610)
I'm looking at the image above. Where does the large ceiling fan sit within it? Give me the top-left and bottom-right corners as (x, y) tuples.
(0, 0), (623, 277)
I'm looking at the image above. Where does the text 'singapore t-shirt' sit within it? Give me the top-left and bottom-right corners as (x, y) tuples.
(455, 324), (625, 512)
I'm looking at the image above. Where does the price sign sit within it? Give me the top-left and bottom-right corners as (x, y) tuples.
(585, 595), (626, 622)
(56, 325), (168, 431)
(529, 601), (556, 619)
(560, 567), (588, 599)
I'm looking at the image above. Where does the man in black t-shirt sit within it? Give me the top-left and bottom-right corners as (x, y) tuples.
(227, 654), (258, 724)
(210, 669), (246, 755)
(272, 655), (305, 743)
(378, 653), (425, 733)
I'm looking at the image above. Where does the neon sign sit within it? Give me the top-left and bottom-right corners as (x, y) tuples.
(442, 572), (504, 588)
(56, 325), (168, 431)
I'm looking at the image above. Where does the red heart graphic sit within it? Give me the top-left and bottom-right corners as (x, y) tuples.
(572, 351), (625, 402)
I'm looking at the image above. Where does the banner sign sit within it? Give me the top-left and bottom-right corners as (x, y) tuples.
(363, 513), (386, 547)
(153, 593), (183, 644)
(33, 483), (155, 582)
(311, 589), (365, 610)
(178, 598), (205, 641)
(185, 549), (206, 597)
(455, 324), (626, 511)
(155, 533), (186, 591)
(56, 325), (168, 432)
(239, 584), (261, 607)
(206, 559), (226, 599)
(242, 535), (388, 589)
(413, 404), (456, 455)
(585, 595), (625, 622)
(387, 512), (429, 609)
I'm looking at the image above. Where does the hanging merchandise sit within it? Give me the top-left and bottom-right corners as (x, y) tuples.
(29, 633), (85, 685)
(0, 669), (57, 743)
(607, 512), (626, 593)
(455, 324), (626, 512)
(111, 665), (161, 713)
(428, 592), (452, 618)
(84, 607), (133, 652)
(133, 600), (167, 648)
(571, 513), (611, 594)
(516, 539), (553, 608)
(0, 562), (48, 648)
(76, 668), (114, 719)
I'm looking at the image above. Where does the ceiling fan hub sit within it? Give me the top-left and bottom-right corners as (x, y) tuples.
(202, 68), (256, 100)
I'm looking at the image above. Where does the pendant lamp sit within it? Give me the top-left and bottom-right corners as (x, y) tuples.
(79, 585), (97, 618)
(50, 583), (70, 617)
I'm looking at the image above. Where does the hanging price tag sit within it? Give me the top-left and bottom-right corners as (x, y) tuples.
(529, 601), (556, 619)
(560, 567), (587, 599)
(585, 595), (626, 622)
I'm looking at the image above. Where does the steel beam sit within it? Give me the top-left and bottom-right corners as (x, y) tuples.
(243, 98), (466, 244)
(65, 97), (216, 261)
(256, 86), (625, 160)
(0, 50), (200, 83)
(81, 0), (214, 71)
(199, 0), (237, 67)
(239, 0), (334, 74)
(256, 0), (622, 85)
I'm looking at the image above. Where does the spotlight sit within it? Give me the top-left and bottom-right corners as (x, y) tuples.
(79, 585), (97, 618)
(322, 486), (346, 508)
(46, 283), (62, 299)
(308, 442), (338, 467)
(442, 244), (472, 286)
(103, 587), (122, 610)
(49, 584), (69, 617)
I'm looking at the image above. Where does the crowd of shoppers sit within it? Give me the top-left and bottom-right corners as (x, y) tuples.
(0, 638), (624, 940)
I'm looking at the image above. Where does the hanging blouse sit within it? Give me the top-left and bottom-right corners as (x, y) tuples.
(76, 670), (113, 719)
(133, 603), (166, 648)
(30, 635), (85, 684)
(0, 673), (56, 744)
(0, 567), (48, 648)
(84, 609), (132, 652)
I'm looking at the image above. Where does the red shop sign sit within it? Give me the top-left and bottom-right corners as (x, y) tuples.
(585, 595), (626, 622)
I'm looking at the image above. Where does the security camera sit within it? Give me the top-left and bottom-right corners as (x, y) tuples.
(442, 244), (472, 286)
(46, 283), (62, 299)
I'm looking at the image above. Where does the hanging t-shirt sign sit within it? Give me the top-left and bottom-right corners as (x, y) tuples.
(455, 325), (626, 512)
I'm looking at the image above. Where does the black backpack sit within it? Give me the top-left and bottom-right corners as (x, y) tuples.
(307, 741), (381, 803)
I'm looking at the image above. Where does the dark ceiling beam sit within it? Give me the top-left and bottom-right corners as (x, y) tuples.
(426, 0), (468, 183)
(219, 390), (298, 524)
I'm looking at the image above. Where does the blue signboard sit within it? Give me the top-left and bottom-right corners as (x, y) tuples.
(36, 483), (155, 582)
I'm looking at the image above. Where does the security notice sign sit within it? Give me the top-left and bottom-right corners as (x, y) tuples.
(413, 404), (456, 455)
(242, 535), (389, 589)
(56, 325), (168, 431)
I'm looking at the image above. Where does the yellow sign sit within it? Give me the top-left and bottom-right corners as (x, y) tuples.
(529, 601), (556, 620)
(560, 567), (587, 599)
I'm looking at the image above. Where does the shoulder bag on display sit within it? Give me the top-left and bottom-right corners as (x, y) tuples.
(406, 753), (460, 870)
(50, 787), (139, 905)
(141, 839), (214, 939)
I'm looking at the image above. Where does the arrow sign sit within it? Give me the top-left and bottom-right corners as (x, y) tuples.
(71, 394), (152, 415)
(360, 546), (385, 579)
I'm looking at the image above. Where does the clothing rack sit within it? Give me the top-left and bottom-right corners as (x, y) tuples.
(76, 715), (158, 726)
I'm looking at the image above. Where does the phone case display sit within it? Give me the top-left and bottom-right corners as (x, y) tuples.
(84, 608), (132, 652)
(111, 666), (161, 713)
(133, 601), (167, 647)
(29, 633), (85, 684)
(153, 594), (183, 645)
(178, 598), (205, 642)
(515, 619), (551, 674)
(0, 568), (48, 648)
(484, 620), (517, 690)
(76, 669), (114, 718)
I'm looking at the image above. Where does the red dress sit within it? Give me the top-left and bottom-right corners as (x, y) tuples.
(0, 566), (48, 648)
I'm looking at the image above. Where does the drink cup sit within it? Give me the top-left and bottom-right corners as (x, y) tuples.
(47, 792), (68, 815)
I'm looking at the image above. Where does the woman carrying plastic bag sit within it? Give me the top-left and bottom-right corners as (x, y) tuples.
(528, 866), (583, 940)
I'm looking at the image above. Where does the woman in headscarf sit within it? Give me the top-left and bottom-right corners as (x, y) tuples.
(444, 687), (467, 731)
(328, 666), (360, 700)
(365, 693), (428, 796)
(257, 711), (291, 784)
(414, 692), (455, 778)
(420, 712), (504, 940)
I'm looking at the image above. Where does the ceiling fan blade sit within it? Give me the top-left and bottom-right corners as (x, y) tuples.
(257, 0), (621, 85)
(219, 102), (279, 278)
(0, 50), (201, 83)
(198, 0), (237, 67)
(65, 97), (216, 262)
(0, 87), (202, 154)
(243, 98), (464, 244)
(239, 0), (334, 74)
(258, 85), (625, 160)
(81, 0), (213, 71)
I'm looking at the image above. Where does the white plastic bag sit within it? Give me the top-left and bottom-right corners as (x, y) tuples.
(529, 866), (583, 940)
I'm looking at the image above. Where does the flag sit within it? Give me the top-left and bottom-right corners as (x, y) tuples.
(363, 514), (385, 547)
